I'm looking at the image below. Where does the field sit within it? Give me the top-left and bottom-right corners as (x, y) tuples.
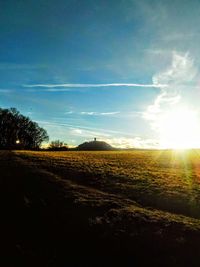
(15, 149), (200, 218)
(2, 150), (200, 266)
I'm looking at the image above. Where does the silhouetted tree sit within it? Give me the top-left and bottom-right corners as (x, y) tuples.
(0, 107), (49, 149)
(48, 140), (68, 151)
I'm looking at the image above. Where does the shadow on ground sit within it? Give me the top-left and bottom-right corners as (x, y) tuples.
(1, 151), (200, 266)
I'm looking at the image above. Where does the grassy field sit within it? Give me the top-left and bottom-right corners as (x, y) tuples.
(2, 150), (200, 266)
(15, 149), (200, 218)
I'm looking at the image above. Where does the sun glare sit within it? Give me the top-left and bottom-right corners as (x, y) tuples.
(158, 107), (200, 149)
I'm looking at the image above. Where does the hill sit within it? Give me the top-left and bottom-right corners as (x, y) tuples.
(77, 139), (114, 151)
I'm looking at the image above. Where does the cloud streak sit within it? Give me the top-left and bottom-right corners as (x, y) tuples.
(0, 89), (12, 93)
(23, 83), (167, 89)
(64, 110), (141, 118)
(36, 120), (137, 137)
(80, 111), (120, 116)
(38, 120), (158, 148)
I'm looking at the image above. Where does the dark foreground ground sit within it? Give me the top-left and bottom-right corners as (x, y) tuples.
(2, 151), (200, 266)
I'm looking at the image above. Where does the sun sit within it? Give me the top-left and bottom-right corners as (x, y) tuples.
(158, 107), (200, 149)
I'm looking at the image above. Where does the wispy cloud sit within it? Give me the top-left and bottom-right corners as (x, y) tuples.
(23, 82), (167, 89)
(37, 120), (159, 149)
(65, 111), (74, 114)
(0, 89), (12, 93)
(36, 120), (134, 137)
(70, 127), (111, 138)
(102, 137), (159, 149)
(162, 33), (199, 42)
(145, 48), (171, 55)
(80, 111), (120, 116)
(64, 110), (141, 118)
(144, 51), (198, 130)
(70, 128), (158, 148)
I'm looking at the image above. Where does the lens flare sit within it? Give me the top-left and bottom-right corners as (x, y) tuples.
(158, 107), (200, 149)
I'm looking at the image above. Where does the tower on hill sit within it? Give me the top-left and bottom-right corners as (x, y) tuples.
(77, 139), (113, 151)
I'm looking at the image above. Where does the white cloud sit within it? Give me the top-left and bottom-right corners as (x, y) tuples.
(80, 111), (120, 116)
(37, 120), (158, 148)
(64, 110), (141, 118)
(153, 52), (197, 86)
(69, 129), (158, 149)
(144, 51), (198, 131)
(102, 137), (159, 149)
(65, 111), (74, 114)
(64, 110), (120, 116)
(70, 127), (111, 138)
(100, 112), (120, 115)
(68, 126), (159, 149)
(23, 82), (167, 89)
(71, 129), (83, 135)
(80, 112), (96, 115)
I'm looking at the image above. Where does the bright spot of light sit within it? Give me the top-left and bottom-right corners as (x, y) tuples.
(158, 107), (200, 149)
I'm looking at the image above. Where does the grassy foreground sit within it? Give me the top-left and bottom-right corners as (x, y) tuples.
(16, 149), (200, 218)
(2, 150), (200, 266)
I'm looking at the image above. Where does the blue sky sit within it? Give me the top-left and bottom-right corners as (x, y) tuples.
(1, 0), (200, 148)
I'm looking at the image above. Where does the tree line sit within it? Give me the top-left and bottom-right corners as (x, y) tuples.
(0, 107), (113, 151)
(0, 108), (49, 149)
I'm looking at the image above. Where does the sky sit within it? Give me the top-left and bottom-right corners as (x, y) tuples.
(1, 0), (200, 148)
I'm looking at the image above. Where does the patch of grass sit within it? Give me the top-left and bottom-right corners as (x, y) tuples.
(15, 149), (200, 218)
(2, 150), (200, 266)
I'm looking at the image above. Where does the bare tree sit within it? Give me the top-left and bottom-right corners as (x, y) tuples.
(49, 140), (68, 151)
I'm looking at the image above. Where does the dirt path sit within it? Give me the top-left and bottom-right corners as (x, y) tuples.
(1, 151), (200, 267)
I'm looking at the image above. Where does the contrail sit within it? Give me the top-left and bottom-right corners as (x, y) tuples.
(23, 83), (167, 88)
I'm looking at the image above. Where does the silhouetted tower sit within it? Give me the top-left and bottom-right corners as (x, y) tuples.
(94, 137), (97, 141)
